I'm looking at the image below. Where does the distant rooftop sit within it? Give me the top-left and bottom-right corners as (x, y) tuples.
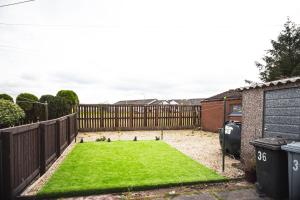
(203, 89), (242, 102)
(114, 98), (205, 105)
(114, 99), (157, 105)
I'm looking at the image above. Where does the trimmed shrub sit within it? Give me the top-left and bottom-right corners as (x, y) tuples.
(0, 99), (25, 128)
(39, 94), (56, 104)
(0, 93), (14, 102)
(56, 90), (79, 106)
(39, 95), (55, 120)
(16, 93), (38, 111)
(39, 95), (72, 120)
(16, 93), (39, 121)
(52, 96), (72, 118)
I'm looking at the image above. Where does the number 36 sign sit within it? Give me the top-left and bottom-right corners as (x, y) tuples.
(257, 151), (267, 162)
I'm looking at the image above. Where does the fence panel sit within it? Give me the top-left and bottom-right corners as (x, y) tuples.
(0, 113), (77, 200)
(58, 117), (68, 153)
(77, 104), (201, 131)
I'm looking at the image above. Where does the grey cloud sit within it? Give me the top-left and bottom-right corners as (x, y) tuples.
(20, 73), (38, 81)
(108, 78), (176, 94)
(50, 72), (99, 85)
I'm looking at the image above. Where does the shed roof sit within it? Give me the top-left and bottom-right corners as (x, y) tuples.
(238, 76), (300, 91)
(203, 89), (242, 102)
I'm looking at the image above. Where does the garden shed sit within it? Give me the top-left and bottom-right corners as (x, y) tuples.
(239, 76), (300, 176)
(201, 89), (242, 132)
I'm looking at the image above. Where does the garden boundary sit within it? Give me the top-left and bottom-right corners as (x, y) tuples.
(0, 113), (78, 200)
(77, 104), (201, 132)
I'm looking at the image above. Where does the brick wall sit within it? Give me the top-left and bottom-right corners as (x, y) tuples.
(201, 99), (242, 133)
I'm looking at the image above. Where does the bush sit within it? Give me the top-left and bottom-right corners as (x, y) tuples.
(16, 93), (39, 121)
(40, 94), (56, 104)
(16, 93), (38, 111)
(0, 94), (14, 102)
(39, 95), (55, 120)
(52, 96), (72, 118)
(39, 95), (72, 120)
(0, 99), (25, 128)
(56, 90), (79, 107)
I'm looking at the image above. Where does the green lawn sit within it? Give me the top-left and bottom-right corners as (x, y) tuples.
(38, 141), (225, 198)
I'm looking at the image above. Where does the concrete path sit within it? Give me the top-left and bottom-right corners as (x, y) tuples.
(173, 188), (271, 200)
(64, 188), (273, 200)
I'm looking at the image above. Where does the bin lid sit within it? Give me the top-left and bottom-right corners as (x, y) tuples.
(281, 142), (300, 153)
(249, 137), (288, 150)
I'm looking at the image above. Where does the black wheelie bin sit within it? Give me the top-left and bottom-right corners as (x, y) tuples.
(219, 121), (241, 158)
(250, 137), (289, 199)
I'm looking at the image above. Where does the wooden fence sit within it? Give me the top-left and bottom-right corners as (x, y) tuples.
(77, 104), (201, 131)
(0, 113), (77, 200)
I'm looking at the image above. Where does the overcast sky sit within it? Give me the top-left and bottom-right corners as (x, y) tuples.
(0, 0), (300, 103)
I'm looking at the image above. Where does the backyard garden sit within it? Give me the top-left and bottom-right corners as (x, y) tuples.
(0, 92), (247, 200)
(18, 130), (245, 200)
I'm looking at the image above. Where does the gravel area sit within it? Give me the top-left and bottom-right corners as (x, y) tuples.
(78, 130), (244, 178)
(21, 130), (244, 197)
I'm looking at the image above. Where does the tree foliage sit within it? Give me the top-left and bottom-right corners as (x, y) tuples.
(0, 99), (25, 128)
(0, 93), (14, 102)
(256, 18), (300, 82)
(56, 90), (79, 107)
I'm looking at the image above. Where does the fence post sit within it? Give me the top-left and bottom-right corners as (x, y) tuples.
(67, 116), (71, 145)
(56, 120), (61, 157)
(115, 106), (119, 130)
(39, 124), (46, 175)
(75, 114), (78, 139)
(192, 106), (196, 126)
(100, 106), (104, 128)
(2, 132), (14, 200)
(130, 106), (133, 128)
(179, 106), (183, 126)
(155, 106), (158, 127)
(144, 106), (147, 127)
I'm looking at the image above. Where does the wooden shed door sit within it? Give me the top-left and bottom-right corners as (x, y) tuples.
(264, 87), (300, 140)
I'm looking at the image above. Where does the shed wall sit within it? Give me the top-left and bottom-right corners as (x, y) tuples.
(241, 89), (264, 172)
(241, 82), (300, 173)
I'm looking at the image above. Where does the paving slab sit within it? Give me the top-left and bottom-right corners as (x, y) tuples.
(172, 193), (216, 200)
(216, 188), (272, 200)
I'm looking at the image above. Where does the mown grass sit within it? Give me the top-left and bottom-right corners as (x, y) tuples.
(38, 141), (225, 198)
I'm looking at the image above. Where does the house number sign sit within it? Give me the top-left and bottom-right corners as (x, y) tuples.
(257, 151), (267, 162)
(293, 159), (299, 172)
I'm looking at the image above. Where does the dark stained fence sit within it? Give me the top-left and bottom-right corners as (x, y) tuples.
(0, 113), (78, 200)
(78, 104), (201, 132)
